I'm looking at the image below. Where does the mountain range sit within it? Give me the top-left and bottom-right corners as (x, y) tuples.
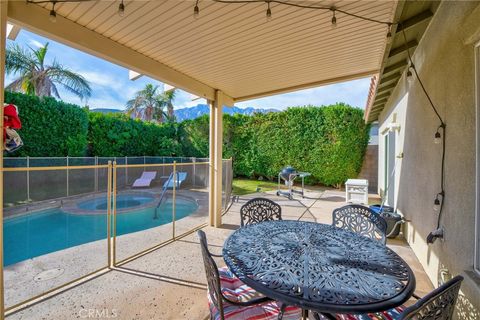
(90, 104), (277, 122)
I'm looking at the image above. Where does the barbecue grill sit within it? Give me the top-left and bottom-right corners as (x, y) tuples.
(276, 166), (311, 199)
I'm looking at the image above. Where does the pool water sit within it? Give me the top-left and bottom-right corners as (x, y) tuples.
(77, 194), (155, 210)
(3, 198), (197, 266)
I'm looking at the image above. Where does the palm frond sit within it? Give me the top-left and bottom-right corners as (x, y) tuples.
(5, 43), (38, 75)
(47, 63), (92, 100)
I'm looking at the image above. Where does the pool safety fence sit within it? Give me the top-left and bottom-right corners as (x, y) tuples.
(1, 157), (233, 316)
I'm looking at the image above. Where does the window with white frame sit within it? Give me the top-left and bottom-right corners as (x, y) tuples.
(475, 42), (480, 276)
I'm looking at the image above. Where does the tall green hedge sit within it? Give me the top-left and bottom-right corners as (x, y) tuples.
(183, 104), (370, 187)
(4, 91), (369, 186)
(4, 91), (89, 156)
(87, 112), (180, 157)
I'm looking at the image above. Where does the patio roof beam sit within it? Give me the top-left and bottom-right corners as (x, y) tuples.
(375, 92), (391, 101)
(395, 10), (434, 33)
(382, 60), (408, 75)
(379, 73), (401, 85)
(234, 69), (377, 102)
(377, 83), (397, 93)
(370, 104), (385, 112)
(372, 99), (388, 108)
(6, 1), (218, 101)
(388, 40), (418, 58)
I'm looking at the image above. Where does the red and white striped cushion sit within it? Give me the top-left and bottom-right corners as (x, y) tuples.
(218, 266), (245, 290)
(334, 306), (405, 320)
(209, 267), (302, 320)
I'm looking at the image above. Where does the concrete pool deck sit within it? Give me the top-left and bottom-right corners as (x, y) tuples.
(7, 188), (434, 320)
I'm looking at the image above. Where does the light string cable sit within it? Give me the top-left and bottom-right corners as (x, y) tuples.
(203, 0), (395, 28)
(401, 25), (446, 231)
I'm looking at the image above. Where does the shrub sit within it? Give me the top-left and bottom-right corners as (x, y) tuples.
(87, 112), (181, 157)
(183, 104), (370, 187)
(4, 91), (89, 156)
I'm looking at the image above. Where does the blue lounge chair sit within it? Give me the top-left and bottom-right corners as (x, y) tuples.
(163, 172), (187, 189)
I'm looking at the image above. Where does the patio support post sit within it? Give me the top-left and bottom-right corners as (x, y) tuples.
(208, 99), (216, 226)
(0, 1), (7, 317)
(208, 90), (225, 227)
(213, 91), (224, 227)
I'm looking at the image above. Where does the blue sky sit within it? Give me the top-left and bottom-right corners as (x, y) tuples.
(6, 29), (371, 111)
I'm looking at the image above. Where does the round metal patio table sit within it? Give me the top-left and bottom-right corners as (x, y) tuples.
(222, 220), (415, 314)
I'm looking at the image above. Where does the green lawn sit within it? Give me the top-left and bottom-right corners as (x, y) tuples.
(232, 178), (279, 195)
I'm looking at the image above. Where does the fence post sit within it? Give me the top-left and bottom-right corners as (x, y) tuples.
(162, 157), (165, 177)
(112, 161), (117, 266)
(107, 161), (112, 268)
(192, 157), (196, 187)
(66, 156), (69, 197)
(95, 156), (98, 192)
(26, 156), (30, 201)
(172, 161), (177, 239)
(125, 156), (128, 187)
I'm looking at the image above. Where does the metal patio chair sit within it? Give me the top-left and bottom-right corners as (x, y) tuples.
(314, 275), (464, 320)
(240, 198), (282, 227)
(332, 204), (387, 244)
(197, 230), (301, 320)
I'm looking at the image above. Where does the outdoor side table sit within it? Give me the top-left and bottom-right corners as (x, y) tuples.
(345, 178), (369, 204)
(223, 220), (415, 315)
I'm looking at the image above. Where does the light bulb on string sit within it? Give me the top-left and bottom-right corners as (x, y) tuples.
(49, 1), (57, 22)
(434, 131), (442, 144)
(386, 23), (393, 44)
(266, 1), (272, 21)
(194, 0), (200, 19)
(118, 0), (125, 17)
(331, 8), (337, 28)
(406, 65), (414, 86)
(433, 196), (441, 211)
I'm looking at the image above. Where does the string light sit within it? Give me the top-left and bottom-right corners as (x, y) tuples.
(26, 0), (129, 20)
(49, 1), (57, 23)
(118, 0), (125, 17)
(400, 26), (447, 244)
(266, 1), (272, 21)
(433, 192), (444, 212)
(194, 0), (200, 19)
(331, 8), (337, 28)
(434, 123), (446, 145)
(190, 0), (395, 38)
(386, 23), (392, 38)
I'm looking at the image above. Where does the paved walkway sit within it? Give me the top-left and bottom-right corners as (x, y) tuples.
(9, 188), (433, 320)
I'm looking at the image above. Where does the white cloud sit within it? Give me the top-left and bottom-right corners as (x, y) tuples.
(79, 71), (124, 91)
(28, 39), (44, 49)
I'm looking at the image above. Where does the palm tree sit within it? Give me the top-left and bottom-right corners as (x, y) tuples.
(5, 42), (91, 101)
(126, 84), (176, 122)
(157, 89), (176, 122)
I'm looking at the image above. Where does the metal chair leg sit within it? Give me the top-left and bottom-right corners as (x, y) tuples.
(278, 303), (287, 320)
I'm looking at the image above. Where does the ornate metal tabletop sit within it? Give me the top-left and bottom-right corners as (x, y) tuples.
(223, 220), (415, 314)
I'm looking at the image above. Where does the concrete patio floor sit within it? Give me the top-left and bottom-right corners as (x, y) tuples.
(8, 188), (433, 320)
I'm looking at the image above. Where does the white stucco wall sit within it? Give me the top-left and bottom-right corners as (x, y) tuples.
(377, 2), (480, 317)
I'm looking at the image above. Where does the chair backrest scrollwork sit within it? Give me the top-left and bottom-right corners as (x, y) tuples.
(400, 275), (464, 320)
(332, 205), (387, 244)
(240, 198), (282, 227)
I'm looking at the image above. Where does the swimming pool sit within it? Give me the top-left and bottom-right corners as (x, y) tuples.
(77, 194), (155, 211)
(3, 197), (198, 266)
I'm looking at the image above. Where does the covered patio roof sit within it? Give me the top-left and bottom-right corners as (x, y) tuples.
(8, 0), (400, 103)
